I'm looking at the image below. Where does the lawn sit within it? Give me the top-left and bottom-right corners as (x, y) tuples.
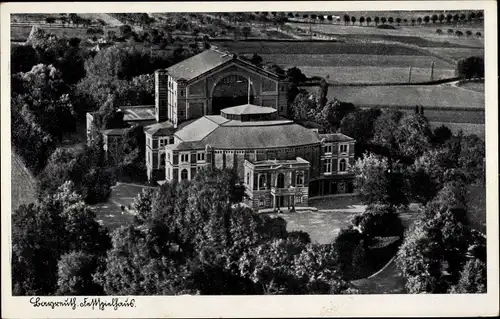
(91, 182), (156, 231)
(458, 81), (485, 93)
(268, 196), (420, 244)
(11, 152), (38, 211)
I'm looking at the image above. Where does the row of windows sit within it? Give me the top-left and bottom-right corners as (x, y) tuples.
(323, 158), (348, 173)
(248, 172), (304, 189)
(323, 144), (349, 154)
(257, 195), (305, 208)
(179, 152), (205, 163)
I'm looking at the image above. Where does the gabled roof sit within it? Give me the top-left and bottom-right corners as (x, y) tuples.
(144, 121), (176, 136)
(166, 49), (234, 81)
(120, 105), (155, 122)
(164, 49), (283, 82)
(319, 133), (355, 143)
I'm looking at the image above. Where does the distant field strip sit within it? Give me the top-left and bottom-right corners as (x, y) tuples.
(11, 152), (38, 211)
(260, 54), (453, 68)
(298, 66), (455, 84)
(214, 41), (427, 55)
(427, 47), (484, 61)
(319, 85), (484, 109)
(429, 122), (485, 138)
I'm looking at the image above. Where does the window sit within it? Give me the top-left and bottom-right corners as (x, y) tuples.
(324, 144), (332, 154)
(259, 197), (265, 207)
(167, 152), (171, 162)
(180, 90), (184, 97)
(197, 152), (205, 162)
(296, 196), (302, 204)
(160, 153), (166, 167)
(340, 144), (348, 154)
(246, 172), (250, 185)
(277, 173), (285, 188)
(258, 174), (266, 190)
(339, 159), (347, 172)
(296, 172), (304, 186)
(169, 137), (175, 144)
(323, 159), (332, 173)
(181, 169), (188, 180)
(159, 139), (166, 147)
(181, 154), (189, 163)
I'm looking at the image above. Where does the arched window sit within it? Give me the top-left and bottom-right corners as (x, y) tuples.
(277, 173), (285, 188)
(339, 159), (347, 172)
(181, 169), (188, 180)
(258, 174), (266, 190)
(296, 172), (304, 186)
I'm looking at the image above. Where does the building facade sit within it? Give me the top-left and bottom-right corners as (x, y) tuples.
(164, 104), (356, 211)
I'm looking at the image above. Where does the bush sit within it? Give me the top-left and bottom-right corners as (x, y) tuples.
(377, 24), (396, 29)
(436, 29), (443, 35)
(351, 204), (405, 239)
(456, 56), (484, 79)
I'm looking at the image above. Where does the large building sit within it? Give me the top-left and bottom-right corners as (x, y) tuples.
(86, 48), (357, 209)
(164, 104), (356, 210)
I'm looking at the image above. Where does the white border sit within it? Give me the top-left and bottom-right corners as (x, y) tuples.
(1, 1), (498, 318)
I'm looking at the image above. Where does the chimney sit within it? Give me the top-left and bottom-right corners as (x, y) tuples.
(155, 70), (169, 123)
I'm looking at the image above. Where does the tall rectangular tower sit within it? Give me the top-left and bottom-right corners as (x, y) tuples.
(155, 70), (169, 123)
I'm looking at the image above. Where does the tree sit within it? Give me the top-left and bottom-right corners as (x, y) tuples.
(394, 113), (433, 159)
(12, 182), (110, 296)
(45, 17), (56, 25)
(465, 30), (472, 37)
(351, 204), (405, 239)
(453, 13), (460, 23)
(403, 18), (408, 25)
(417, 17), (423, 25)
(460, 13), (467, 23)
(447, 28), (454, 35)
(327, 15), (333, 23)
(57, 251), (104, 295)
(396, 17), (402, 26)
(359, 16), (365, 26)
(286, 66), (307, 85)
(374, 16), (380, 25)
(455, 30), (464, 37)
(242, 26), (251, 40)
(366, 17), (372, 25)
(449, 258), (486, 293)
(446, 14), (453, 24)
(396, 195), (473, 293)
(333, 228), (367, 279)
(350, 16), (356, 25)
(388, 17), (394, 24)
(436, 29), (443, 35)
(411, 18), (416, 26)
(456, 56), (484, 79)
(381, 17), (387, 24)
(423, 15), (430, 24)
(433, 125), (452, 145)
(475, 31), (482, 38)
(353, 153), (408, 206)
(431, 14), (438, 24)
(343, 14), (350, 25)
(340, 108), (382, 157)
(119, 24), (133, 38)
(318, 78), (328, 108)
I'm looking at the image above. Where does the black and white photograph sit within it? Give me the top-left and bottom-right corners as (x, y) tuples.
(1, 1), (498, 318)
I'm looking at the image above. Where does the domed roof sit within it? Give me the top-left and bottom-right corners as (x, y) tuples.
(221, 104), (277, 121)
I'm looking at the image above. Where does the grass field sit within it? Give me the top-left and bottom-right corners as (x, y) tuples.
(427, 47), (484, 61)
(309, 85), (484, 109)
(458, 81), (485, 93)
(300, 66), (454, 83)
(429, 122), (485, 138)
(11, 152), (38, 211)
(289, 22), (484, 48)
(214, 40), (427, 55)
(11, 24), (122, 42)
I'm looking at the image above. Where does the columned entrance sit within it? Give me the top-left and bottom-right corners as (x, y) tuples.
(211, 74), (255, 115)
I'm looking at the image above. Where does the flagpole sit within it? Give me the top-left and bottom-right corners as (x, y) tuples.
(248, 76), (251, 104)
